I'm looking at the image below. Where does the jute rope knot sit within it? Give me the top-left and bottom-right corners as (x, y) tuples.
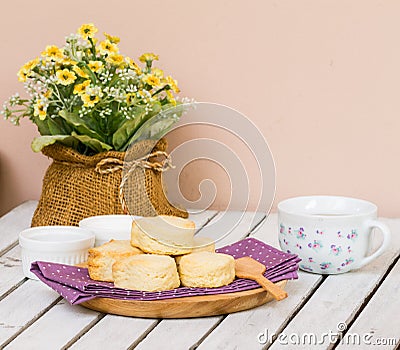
(95, 150), (175, 214)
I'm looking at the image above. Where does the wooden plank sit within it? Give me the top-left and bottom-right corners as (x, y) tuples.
(336, 259), (400, 350)
(68, 315), (157, 350)
(0, 201), (37, 254)
(197, 214), (323, 350)
(134, 211), (266, 350)
(4, 300), (100, 350)
(135, 317), (222, 350)
(0, 245), (25, 299)
(0, 280), (60, 347)
(268, 217), (400, 350)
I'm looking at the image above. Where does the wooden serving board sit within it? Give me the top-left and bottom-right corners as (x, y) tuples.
(80, 280), (287, 318)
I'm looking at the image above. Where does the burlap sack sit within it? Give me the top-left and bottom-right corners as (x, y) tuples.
(31, 139), (187, 227)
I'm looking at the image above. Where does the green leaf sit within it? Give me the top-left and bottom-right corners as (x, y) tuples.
(59, 110), (103, 140)
(71, 132), (112, 153)
(47, 117), (72, 135)
(32, 116), (51, 135)
(127, 104), (184, 146)
(106, 111), (125, 136)
(31, 135), (78, 153)
(111, 106), (147, 151)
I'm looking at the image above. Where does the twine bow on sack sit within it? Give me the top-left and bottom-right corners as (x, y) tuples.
(94, 150), (175, 214)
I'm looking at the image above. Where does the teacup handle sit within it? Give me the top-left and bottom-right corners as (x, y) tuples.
(356, 220), (391, 269)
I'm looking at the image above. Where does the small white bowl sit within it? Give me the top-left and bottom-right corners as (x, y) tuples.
(79, 215), (142, 246)
(19, 226), (95, 280)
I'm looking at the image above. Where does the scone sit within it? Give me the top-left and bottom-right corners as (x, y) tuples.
(88, 240), (142, 282)
(178, 251), (235, 288)
(131, 215), (195, 255)
(175, 237), (215, 266)
(112, 254), (180, 291)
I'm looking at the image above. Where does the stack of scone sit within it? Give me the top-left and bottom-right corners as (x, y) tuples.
(87, 215), (235, 292)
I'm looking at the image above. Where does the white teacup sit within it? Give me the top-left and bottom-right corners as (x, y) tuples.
(278, 196), (391, 274)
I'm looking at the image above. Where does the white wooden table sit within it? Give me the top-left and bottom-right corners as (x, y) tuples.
(0, 201), (399, 350)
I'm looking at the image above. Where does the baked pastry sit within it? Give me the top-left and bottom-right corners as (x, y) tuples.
(174, 237), (215, 266)
(178, 251), (235, 288)
(131, 215), (196, 255)
(88, 240), (142, 282)
(112, 254), (180, 291)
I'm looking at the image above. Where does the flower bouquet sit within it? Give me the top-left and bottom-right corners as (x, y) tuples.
(2, 23), (188, 226)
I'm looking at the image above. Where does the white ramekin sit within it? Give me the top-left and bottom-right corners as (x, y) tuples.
(79, 215), (142, 246)
(19, 226), (95, 280)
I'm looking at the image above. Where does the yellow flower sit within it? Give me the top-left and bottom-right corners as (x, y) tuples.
(166, 90), (176, 106)
(60, 58), (78, 66)
(125, 56), (141, 73)
(24, 58), (40, 71)
(78, 23), (98, 39)
(41, 45), (64, 61)
(73, 80), (90, 94)
(139, 53), (159, 63)
(151, 68), (164, 78)
(106, 53), (125, 67)
(17, 68), (28, 82)
(17, 58), (39, 82)
(73, 66), (89, 78)
(98, 40), (119, 55)
(125, 93), (135, 105)
(56, 69), (77, 85)
(103, 32), (120, 44)
(165, 76), (180, 93)
(34, 99), (47, 120)
(44, 90), (52, 98)
(143, 74), (161, 87)
(81, 93), (100, 107)
(88, 60), (103, 72)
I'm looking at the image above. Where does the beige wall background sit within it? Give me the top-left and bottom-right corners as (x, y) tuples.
(1, 0), (399, 217)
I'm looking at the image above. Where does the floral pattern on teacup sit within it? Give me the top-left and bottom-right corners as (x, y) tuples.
(279, 224), (361, 274)
(279, 237), (289, 246)
(330, 244), (342, 256)
(320, 262), (332, 270)
(347, 230), (358, 241)
(296, 227), (306, 239)
(300, 264), (314, 272)
(308, 240), (323, 251)
(341, 257), (354, 267)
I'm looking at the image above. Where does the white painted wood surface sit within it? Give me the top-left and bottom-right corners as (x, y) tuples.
(69, 315), (157, 350)
(0, 201), (36, 253)
(336, 259), (400, 350)
(5, 301), (100, 350)
(0, 280), (60, 347)
(0, 245), (24, 298)
(0, 203), (398, 350)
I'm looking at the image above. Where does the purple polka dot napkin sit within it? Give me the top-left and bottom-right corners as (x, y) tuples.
(31, 237), (301, 305)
